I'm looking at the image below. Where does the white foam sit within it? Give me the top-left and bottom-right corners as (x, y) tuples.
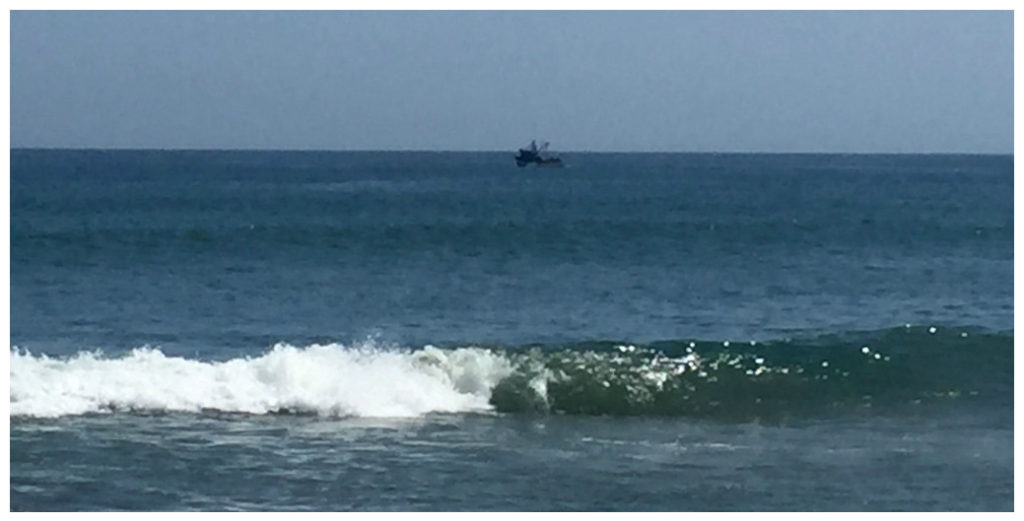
(10, 342), (514, 419)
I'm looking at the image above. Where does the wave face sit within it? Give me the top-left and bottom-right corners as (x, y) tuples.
(10, 327), (1011, 420)
(490, 327), (1012, 419)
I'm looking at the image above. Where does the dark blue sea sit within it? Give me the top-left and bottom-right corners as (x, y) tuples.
(10, 150), (1013, 511)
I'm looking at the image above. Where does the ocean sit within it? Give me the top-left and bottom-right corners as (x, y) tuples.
(9, 150), (1013, 511)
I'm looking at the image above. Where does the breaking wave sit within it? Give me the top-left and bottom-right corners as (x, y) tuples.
(10, 326), (1012, 420)
(10, 343), (512, 418)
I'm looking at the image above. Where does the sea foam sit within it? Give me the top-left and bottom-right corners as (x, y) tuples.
(10, 342), (513, 418)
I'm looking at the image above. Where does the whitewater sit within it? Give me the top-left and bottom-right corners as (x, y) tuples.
(11, 342), (513, 418)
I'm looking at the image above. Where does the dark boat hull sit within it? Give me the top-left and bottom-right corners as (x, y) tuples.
(515, 150), (562, 168)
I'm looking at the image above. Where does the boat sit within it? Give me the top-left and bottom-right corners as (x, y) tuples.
(515, 140), (563, 168)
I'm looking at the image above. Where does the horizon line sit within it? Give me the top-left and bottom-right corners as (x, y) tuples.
(9, 146), (1013, 156)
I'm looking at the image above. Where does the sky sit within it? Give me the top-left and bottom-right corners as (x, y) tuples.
(9, 10), (1014, 153)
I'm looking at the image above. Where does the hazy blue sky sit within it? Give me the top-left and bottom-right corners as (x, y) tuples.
(10, 11), (1013, 153)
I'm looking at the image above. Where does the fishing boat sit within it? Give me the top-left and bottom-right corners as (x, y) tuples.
(515, 140), (563, 168)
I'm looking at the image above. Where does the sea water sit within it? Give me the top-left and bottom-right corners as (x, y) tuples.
(10, 150), (1013, 510)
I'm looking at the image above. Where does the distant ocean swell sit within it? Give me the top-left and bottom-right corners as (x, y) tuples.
(12, 218), (1013, 250)
(10, 326), (1010, 420)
